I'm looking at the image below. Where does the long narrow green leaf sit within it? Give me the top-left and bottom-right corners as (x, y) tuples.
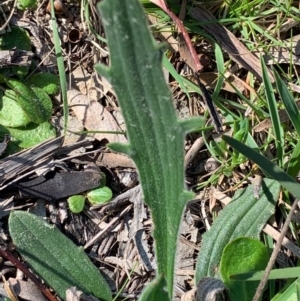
(212, 43), (225, 97)
(272, 278), (300, 301)
(287, 139), (300, 177)
(231, 266), (300, 281)
(222, 135), (300, 199)
(261, 57), (284, 167)
(162, 54), (190, 99)
(95, 0), (204, 298)
(195, 179), (280, 281)
(49, 0), (68, 133)
(273, 69), (300, 136)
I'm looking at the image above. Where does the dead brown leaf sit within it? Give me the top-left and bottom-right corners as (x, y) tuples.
(67, 89), (127, 143)
(8, 278), (47, 301)
(190, 6), (275, 82)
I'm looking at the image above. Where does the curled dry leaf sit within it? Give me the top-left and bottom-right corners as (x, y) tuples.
(67, 89), (127, 143)
(8, 278), (48, 301)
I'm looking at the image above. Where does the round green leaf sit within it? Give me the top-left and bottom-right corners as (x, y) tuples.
(0, 90), (30, 127)
(87, 186), (113, 205)
(68, 195), (86, 213)
(27, 72), (60, 95)
(6, 79), (52, 123)
(8, 122), (56, 148)
(220, 237), (269, 301)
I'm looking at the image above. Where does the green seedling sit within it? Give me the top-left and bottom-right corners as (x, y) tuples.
(68, 186), (113, 214)
(67, 195), (85, 214)
(87, 186), (113, 205)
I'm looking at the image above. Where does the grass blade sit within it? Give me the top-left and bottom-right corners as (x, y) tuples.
(287, 139), (300, 177)
(273, 69), (300, 137)
(222, 135), (300, 199)
(49, 0), (68, 133)
(231, 266), (300, 281)
(261, 56), (284, 167)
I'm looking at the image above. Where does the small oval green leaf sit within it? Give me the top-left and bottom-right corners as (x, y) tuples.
(220, 237), (269, 301)
(87, 186), (113, 205)
(67, 195), (85, 213)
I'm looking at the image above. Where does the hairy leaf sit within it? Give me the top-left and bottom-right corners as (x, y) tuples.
(195, 179), (280, 281)
(9, 211), (111, 301)
(0, 90), (30, 127)
(6, 79), (52, 124)
(26, 72), (60, 95)
(96, 0), (203, 297)
(7, 122), (56, 148)
(138, 274), (169, 301)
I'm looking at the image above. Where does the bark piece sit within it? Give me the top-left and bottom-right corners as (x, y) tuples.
(0, 49), (33, 67)
(0, 136), (64, 187)
(16, 171), (102, 201)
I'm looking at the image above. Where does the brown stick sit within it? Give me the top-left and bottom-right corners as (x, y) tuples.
(150, 0), (203, 72)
